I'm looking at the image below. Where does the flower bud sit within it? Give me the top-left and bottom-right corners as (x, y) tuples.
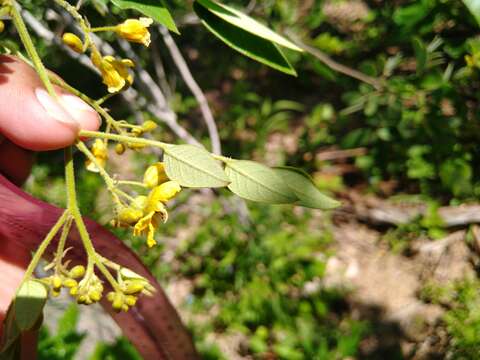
(125, 295), (137, 307)
(52, 275), (63, 290)
(115, 143), (126, 155)
(143, 162), (169, 188)
(142, 120), (157, 132)
(70, 286), (78, 296)
(131, 127), (144, 136)
(115, 18), (153, 47)
(51, 289), (61, 297)
(122, 304), (129, 312)
(124, 280), (145, 295)
(107, 291), (115, 302)
(63, 279), (78, 288)
(89, 290), (102, 302)
(69, 265), (86, 279)
(91, 139), (108, 159)
(62, 33), (84, 53)
(127, 142), (146, 150)
(77, 295), (87, 304)
(112, 293), (124, 311)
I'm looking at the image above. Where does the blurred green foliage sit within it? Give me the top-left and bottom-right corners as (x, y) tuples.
(175, 202), (367, 359)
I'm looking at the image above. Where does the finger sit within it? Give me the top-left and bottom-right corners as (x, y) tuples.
(0, 55), (101, 151)
(0, 139), (33, 185)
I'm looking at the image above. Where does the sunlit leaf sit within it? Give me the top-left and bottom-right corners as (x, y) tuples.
(195, 0), (302, 52)
(193, 1), (297, 75)
(224, 160), (297, 203)
(274, 167), (341, 210)
(110, 0), (179, 33)
(14, 280), (47, 331)
(164, 144), (229, 188)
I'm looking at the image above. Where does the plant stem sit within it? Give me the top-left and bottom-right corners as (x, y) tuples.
(19, 210), (69, 287)
(55, 216), (73, 269)
(65, 146), (97, 259)
(212, 154), (231, 163)
(9, 0), (57, 98)
(76, 141), (136, 204)
(64, 146), (121, 291)
(79, 130), (168, 149)
(90, 26), (117, 33)
(53, 0), (97, 54)
(117, 180), (147, 188)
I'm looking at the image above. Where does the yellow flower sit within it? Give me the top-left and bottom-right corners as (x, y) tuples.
(147, 181), (181, 206)
(93, 54), (135, 93)
(86, 139), (108, 172)
(132, 181), (181, 247)
(62, 33), (84, 53)
(116, 18), (153, 47)
(143, 162), (169, 188)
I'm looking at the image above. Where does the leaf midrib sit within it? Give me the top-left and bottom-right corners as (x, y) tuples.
(228, 162), (294, 201)
(165, 147), (228, 184)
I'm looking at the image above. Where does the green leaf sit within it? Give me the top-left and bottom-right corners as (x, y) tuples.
(224, 160), (297, 204)
(14, 280), (47, 331)
(109, 0), (179, 34)
(463, 0), (480, 26)
(274, 167), (341, 210)
(412, 37), (427, 75)
(163, 144), (229, 188)
(193, 1), (297, 76)
(57, 304), (80, 336)
(195, 0), (302, 52)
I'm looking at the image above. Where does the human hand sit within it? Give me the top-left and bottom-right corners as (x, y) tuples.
(0, 55), (100, 334)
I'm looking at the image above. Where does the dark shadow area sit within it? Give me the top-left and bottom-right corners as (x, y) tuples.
(351, 301), (447, 360)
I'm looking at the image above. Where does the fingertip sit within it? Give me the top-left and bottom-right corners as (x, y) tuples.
(0, 56), (101, 151)
(57, 92), (101, 132)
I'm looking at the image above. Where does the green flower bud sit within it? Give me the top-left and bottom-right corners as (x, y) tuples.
(107, 291), (116, 302)
(124, 295), (137, 307)
(52, 275), (63, 290)
(69, 265), (86, 279)
(123, 280), (144, 295)
(64, 279), (78, 288)
(142, 120), (157, 132)
(115, 143), (126, 155)
(112, 293), (124, 312)
(89, 290), (102, 302)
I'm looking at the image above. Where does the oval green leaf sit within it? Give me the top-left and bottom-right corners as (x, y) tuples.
(224, 160), (297, 204)
(110, 0), (179, 34)
(195, 0), (302, 52)
(14, 280), (47, 331)
(193, 1), (297, 76)
(274, 167), (341, 210)
(163, 144), (229, 188)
